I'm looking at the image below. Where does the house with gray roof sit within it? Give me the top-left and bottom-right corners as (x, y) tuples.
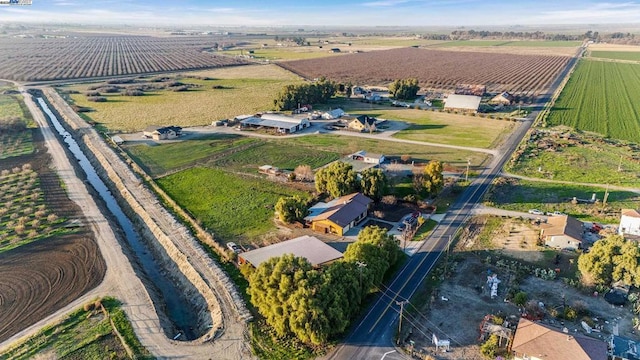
(308, 192), (373, 236)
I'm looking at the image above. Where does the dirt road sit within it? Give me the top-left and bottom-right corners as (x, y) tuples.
(0, 88), (253, 359)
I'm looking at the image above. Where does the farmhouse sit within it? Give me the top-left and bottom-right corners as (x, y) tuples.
(307, 192), (372, 236)
(511, 318), (608, 360)
(322, 108), (345, 120)
(344, 115), (377, 132)
(443, 94), (481, 113)
(238, 235), (343, 268)
(143, 125), (182, 140)
(619, 209), (640, 238)
(540, 215), (584, 250)
(240, 113), (310, 134)
(489, 91), (514, 105)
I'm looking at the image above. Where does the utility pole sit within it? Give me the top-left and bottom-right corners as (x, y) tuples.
(618, 154), (623, 172)
(396, 300), (409, 343)
(465, 159), (471, 182)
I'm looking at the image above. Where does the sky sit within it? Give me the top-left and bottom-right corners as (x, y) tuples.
(1, 0), (640, 27)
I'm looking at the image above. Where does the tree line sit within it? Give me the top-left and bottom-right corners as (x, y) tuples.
(246, 226), (401, 345)
(273, 78), (337, 111)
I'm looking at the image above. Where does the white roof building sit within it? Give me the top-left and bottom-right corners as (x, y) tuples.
(620, 209), (640, 237)
(240, 113), (310, 133)
(444, 94), (482, 112)
(322, 108), (345, 120)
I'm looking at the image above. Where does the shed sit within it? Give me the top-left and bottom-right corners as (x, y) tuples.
(241, 113), (310, 134)
(111, 135), (124, 145)
(238, 235), (343, 268)
(444, 94), (481, 112)
(322, 108), (345, 120)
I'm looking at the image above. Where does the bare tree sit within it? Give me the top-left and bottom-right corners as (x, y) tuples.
(294, 165), (314, 182)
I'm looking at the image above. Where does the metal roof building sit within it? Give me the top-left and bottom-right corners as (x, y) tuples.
(239, 235), (343, 268)
(444, 94), (482, 112)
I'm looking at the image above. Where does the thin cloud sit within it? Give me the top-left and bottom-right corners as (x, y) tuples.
(362, 0), (411, 7)
(533, 1), (640, 23)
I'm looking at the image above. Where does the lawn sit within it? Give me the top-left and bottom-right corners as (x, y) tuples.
(506, 132), (640, 187)
(63, 64), (303, 132)
(485, 177), (640, 223)
(157, 167), (310, 241)
(547, 60), (640, 142)
(590, 51), (640, 62)
(385, 110), (513, 149)
(286, 134), (489, 168)
(314, 98), (513, 148)
(126, 134), (259, 176)
(0, 94), (24, 118)
(0, 297), (150, 360)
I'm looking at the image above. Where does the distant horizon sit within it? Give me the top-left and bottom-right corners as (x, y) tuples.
(1, 0), (640, 28)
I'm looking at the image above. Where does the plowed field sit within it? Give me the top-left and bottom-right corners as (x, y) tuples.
(279, 47), (570, 97)
(0, 235), (106, 343)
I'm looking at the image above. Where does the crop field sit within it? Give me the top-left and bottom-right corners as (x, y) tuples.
(547, 60), (640, 142)
(0, 165), (70, 251)
(64, 64), (302, 131)
(507, 130), (640, 187)
(589, 51), (640, 62)
(0, 297), (149, 359)
(157, 167), (310, 241)
(279, 47), (570, 97)
(0, 95), (34, 159)
(0, 35), (249, 81)
(485, 177), (640, 223)
(434, 40), (581, 47)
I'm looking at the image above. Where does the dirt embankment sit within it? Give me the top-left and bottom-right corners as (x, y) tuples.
(41, 88), (251, 343)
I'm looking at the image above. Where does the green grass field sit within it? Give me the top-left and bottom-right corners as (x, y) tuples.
(0, 297), (150, 360)
(211, 140), (340, 172)
(126, 134), (259, 176)
(285, 134), (488, 168)
(157, 167), (309, 241)
(64, 65), (302, 132)
(486, 178), (640, 223)
(314, 98), (512, 148)
(547, 60), (640, 142)
(434, 40), (581, 47)
(0, 94), (24, 118)
(590, 51), (640, 61)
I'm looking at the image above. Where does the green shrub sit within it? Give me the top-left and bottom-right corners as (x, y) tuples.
(480, 334), (499, 359)
(514, 291), (528, 306)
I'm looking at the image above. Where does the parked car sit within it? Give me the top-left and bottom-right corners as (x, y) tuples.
(528, 209), (544, 215)
(226, 242), (242, 254)
(590, 223), (603, 233)
(547, 211), (566, 216)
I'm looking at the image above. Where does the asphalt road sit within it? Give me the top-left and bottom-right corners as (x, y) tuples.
(325, 47), (584, 360)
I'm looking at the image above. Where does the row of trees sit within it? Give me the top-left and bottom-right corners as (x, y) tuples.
(273, 78), (337, 111)
(388, 78), (420, 100)
(314, 162), (387, 201)
(247, 226), (401, 345)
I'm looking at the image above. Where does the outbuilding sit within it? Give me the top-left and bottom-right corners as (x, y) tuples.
(238, 235), (343, 268)
(240, 113), (310, 134)
(443, 94), (481, 113)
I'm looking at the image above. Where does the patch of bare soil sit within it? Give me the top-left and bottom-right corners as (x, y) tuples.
(409, 253), (638, 359)
(494, 219), (543, 262)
